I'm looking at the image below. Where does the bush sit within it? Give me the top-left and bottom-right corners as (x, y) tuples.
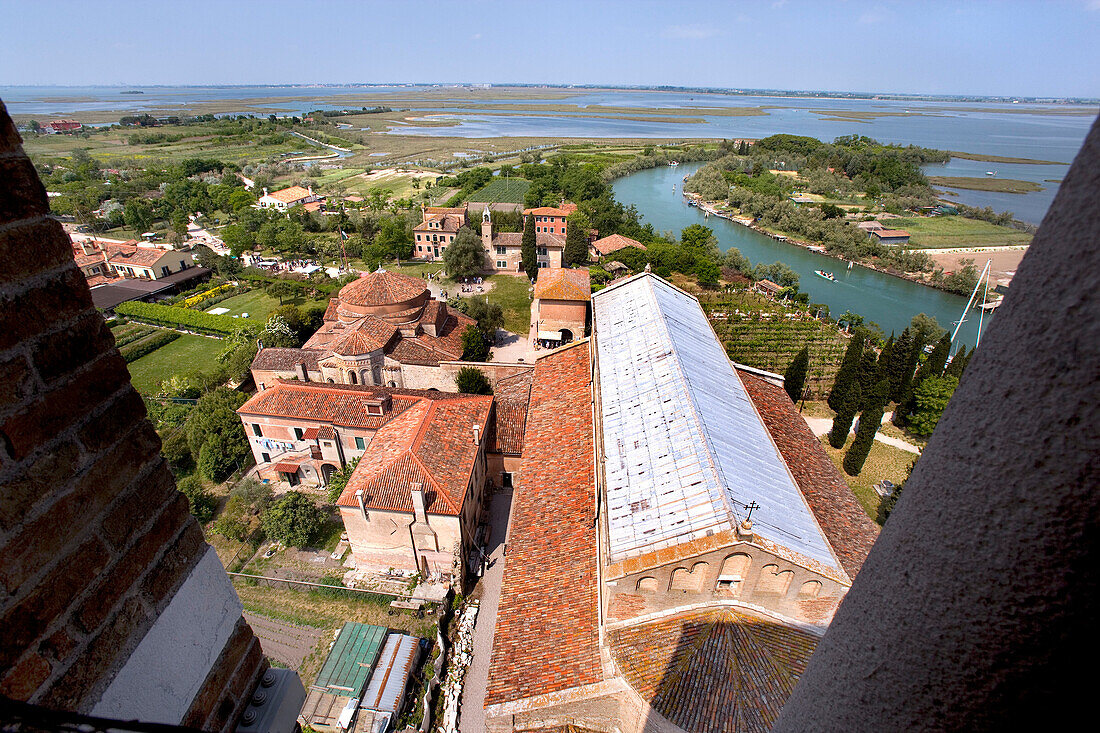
(177, 475), (217, 523)
(326, 457), (359, 503)
(214, 478), (273, 541)
(461, 324), (491, 362)
(115, 301), (261, 337)
(261, 491), (326, 548)
(455, 366), (492, 395)
(120, 330), (180, 362)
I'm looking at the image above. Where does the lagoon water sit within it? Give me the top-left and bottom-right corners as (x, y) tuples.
(614, 162), (986, 347)
(3, 85), (1095, 224)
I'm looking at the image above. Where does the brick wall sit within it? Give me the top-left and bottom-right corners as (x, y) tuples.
(0, 103), (266, 728)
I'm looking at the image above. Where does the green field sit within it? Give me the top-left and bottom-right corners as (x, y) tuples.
(821, 435), (914, 523)
(467, 177), (531, 204)
(887, 216), (1032, 248)
(126, 333), (227, 394)
(928, 176), (1043, 194)
(212, 290), (328, 322)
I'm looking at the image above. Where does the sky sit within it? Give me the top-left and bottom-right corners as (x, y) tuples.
(2, 0), (1099, 97)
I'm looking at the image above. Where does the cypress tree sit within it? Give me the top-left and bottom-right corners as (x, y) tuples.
(521, 214), (537, 281)
(887, 328), (915, 403)
(563, 212), (589, 267)
(828, 380), (861, 449)
(844, 379), (890, 476)
(784, 347), (810, 404)
(897, 332), (952, 423)
(828, 331), (865, 412)
(856, 347), (879, 410)
(876, 334), (895, 383)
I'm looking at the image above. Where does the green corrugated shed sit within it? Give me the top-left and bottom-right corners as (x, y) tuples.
(313, 623), (388, 698)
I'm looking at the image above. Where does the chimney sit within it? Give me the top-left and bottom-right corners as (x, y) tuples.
(262, 187), (268, 197)
(410, 482), (427, 524)
(308, 184), (313, 196)
(472, 423), (481, 446)
(355, 489), (367, 520)
(295, 361), (308, 381)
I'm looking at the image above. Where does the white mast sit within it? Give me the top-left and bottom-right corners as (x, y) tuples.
(975, 259), (992, 348)
(950, 259), (992, 347)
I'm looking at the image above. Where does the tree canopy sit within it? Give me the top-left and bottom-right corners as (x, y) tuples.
(456, 366), (493, 395)
(261, 491), (326, 547)
(442, 226), (487, 280)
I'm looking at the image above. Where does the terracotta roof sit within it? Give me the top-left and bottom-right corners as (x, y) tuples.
(424, 206), (467, 217)
(610, 607), (819, 733)
(486, 342), (600, 706)
(302, 427), (320, 440)
(303, 201), (322, 213)
(105, 243), (173, 268)
(330, 317), (398, 355)
(755, 278), (783, 293)
(317, 425), (336, 440)
(336, 396), (492, 516)
(339, 269), (427, 308)
(873, 229), (910, 238)
(738, 369), (879, 578)
(251, 348), (324, 372)
(534, 267), (591, 302)
(523, 203), (577, 217)
(415, 213), (464, 233)
(237, 381), (416, 430)
(266, 185), (313, 204)
(273, 461), (302, 473)
(488, 370), (533, 455)
(591, 234), (646, 256)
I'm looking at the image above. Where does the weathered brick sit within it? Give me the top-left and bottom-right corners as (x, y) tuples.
(0, 651), (52, 700)
(76, 499), (188, 633)
(0, 423), (160, 593)
(41, 626), (79, 663)
(0, 155), (48, 223)
(32, 312), (116, 385)
(0, 105), (23, 153)
(41, 596), (152, 711)
(0, 535), (111, 670)
(0, 352), (132, 462)
(0, 218), (75, 283)
(206, 637), (265, 733)
(76, 387), (146, 456)
(181, 619), (256, 729)
(0, 267), (93, 352)
(0, 439), (81, 534)
(140, 517), (206, 608)
(99, 462), (177, 550)
(0, 352), (35, 412)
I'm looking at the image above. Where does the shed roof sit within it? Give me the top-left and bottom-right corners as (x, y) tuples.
(534, 267), (591, 302)
(313, 623), (388, 698)
(591, 273), (842, 573)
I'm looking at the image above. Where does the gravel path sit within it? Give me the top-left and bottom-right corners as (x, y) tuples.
(244, 612), (324, 670)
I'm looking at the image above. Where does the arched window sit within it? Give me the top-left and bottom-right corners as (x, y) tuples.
(636, 577), (658, 593)
(360, 368), (372, 385)
(755, 564), (794, 595)
(798, 580), (822, 599)
(670, 562), (708, 593)
(716, 553), (751, 596)
(348, 371), (357, 384)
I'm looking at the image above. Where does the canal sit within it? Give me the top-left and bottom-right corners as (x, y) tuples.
(613, 162), (985, 348)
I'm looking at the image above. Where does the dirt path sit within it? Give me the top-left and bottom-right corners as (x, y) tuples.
(243, 612), (324, 669)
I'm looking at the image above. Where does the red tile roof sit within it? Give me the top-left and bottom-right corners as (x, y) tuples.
(523, 203), (577, 217)
(329, 317), (399, 355)
(485, 341), (601, 706)
(610, 607), (819, 733)
(487, 370), (533, 455)
(251, 348), (324, 372)
(738, 369), (879, 578)
(591, 234), (646, 256)
(105, 243), (174, 268)
(303, 427), (320, 440)
(273, 461), (301, 473)
(237, 381), (418, 430)
(534, 267), (591, 302)
(266, 185), (313, 204)
(339, 269), (427, 308)
(336, 396), (492, 516)
(873, 229), (910, 238)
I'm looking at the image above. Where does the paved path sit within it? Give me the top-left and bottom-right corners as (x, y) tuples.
(802, 414), (922, 455)
(459, 489), (513, 733)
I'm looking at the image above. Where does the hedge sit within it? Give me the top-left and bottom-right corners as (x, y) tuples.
(180, 283), (236, 308)
(113, 325), (157, 347)
(239, 269), (341, 295)
(120, 330), (181, 363)
(115, 301), (260, 337)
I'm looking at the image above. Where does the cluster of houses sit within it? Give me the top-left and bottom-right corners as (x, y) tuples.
(70, 237), (208, 309)
(239, 259), (877, 731)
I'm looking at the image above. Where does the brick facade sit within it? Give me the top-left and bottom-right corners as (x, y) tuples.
(0, 102), (273, 729)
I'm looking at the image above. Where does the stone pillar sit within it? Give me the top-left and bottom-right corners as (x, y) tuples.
(774, 116), (1100, 731)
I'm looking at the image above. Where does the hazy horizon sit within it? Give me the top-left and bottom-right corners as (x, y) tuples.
(3, 0), (1099, 98)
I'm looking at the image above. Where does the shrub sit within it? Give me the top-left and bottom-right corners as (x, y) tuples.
(461, 324), (491, 362)
(326, 457), (360, 503)
(177, 475), (217, 523)
(115, 301), (260, 337)
(455, 366), (492, 395)
(262, 491), (326, 548)
(120, 330), (180, 362)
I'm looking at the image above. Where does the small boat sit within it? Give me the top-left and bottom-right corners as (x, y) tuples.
(686, 199), (698, 207)
(815, 270), (836, 281)
(669, 161), (679, 166)
(986, 171), (996, 176)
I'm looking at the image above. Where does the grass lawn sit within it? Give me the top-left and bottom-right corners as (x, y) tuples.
(888, 216), (1032, 248)
(127, 333), (226, 394)
(820, 435), (914, 523)
(928, 176), (1043, 194)
(213, 290), (328, 322)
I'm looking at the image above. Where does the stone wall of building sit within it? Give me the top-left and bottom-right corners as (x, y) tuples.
(0, 103), (276, 729)
(605, 540), (847, 628)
